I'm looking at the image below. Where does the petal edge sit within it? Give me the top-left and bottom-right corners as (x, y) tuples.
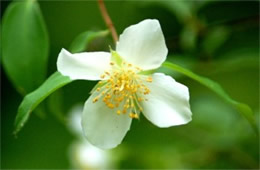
(57, 48), (111, 80)
(141, 73), (192, 127)
(116, 19), (168, 70)
(81, 94), (132, 149)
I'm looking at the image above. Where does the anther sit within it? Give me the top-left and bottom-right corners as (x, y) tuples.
(129, 113), (135, 118)
(146, 76), (153, 82)
(92, 97), (99, 103)
(138, 97), (143, 102)
(108, 103), (114, 109)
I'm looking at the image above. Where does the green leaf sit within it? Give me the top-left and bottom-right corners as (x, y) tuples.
(14, 72), (72, 135)
(2, 0), (49, 94)
(69, 30), (109, 53)
(162, 61), (258, 134)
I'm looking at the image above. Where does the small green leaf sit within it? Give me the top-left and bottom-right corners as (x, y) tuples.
(14, 72), (72, 134)
(110, 48), (123, 66)
(162, 61), (258, 134)
(69, 30), (109, 53)
(2, 0), (49, 94)
(139, 69), (157, 75)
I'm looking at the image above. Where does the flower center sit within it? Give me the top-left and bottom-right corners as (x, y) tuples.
(92, 61), (152, 119)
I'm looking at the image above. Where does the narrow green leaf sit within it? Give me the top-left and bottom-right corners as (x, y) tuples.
(69, 30), (109, 53)
(2, 0), (49, 94)
(162, 61), (258, 134)
(14, 72), (72, 134)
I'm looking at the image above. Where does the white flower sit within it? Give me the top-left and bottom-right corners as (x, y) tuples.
(67, 104), (111, 169)
(57, 19), (192, 149)
(69, 140), (110, 169)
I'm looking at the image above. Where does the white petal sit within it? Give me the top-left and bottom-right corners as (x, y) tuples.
(116, 19), (168, 70)
(57, 48), (111, 80)
(141, 73), (192, 127)
(81, 94), (132, 149)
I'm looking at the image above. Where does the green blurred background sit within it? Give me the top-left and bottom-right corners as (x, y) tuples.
(1, 0), (259, 169)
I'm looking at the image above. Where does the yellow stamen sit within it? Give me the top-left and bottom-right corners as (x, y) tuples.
(129, 113), (135, 118)
(146, 76), (153, 82)
(92, 59), (151, 118)
(108, 103), (114, 109)
(100, 74), (105, 79)
(92, 97), (99, 103)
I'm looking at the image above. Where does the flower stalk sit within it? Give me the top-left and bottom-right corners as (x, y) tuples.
(97, 0), (118, 44)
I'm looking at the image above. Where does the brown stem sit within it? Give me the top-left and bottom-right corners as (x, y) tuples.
(97, 0), (118, 44)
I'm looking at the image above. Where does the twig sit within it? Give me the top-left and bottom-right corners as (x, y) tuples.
(97, 0), (118, 44)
